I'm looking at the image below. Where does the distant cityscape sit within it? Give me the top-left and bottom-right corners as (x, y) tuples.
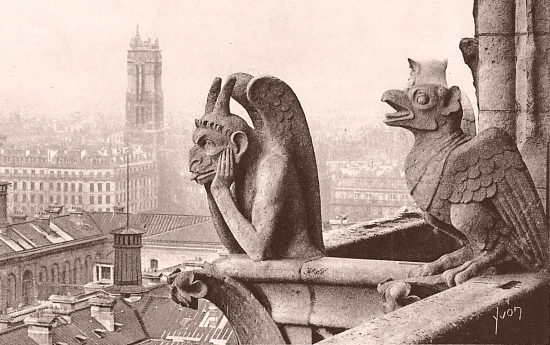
(0, 27), (415, 344)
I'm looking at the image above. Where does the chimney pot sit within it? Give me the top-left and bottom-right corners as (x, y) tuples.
(24, 315), (56, 345)
(89, 296), (116, 332)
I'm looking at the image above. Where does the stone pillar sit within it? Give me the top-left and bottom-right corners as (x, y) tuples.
(470, 0), (550, 208)
(476, 0), (517, 136)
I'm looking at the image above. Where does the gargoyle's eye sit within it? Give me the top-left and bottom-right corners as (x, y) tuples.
(203, 139), (215, 150)
(416, 93), (429, 105)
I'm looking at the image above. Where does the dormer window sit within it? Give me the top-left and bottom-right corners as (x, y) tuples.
(93, 263), (114, 284)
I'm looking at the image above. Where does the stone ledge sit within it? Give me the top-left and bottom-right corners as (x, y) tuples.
(212, 255), (422, 286)
(323, 211), (460, 262)
(317, 272), (549, 344)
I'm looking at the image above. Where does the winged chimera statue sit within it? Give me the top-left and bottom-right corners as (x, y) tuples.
(189, 73), (325, 260)
(382, 59), (549, 286)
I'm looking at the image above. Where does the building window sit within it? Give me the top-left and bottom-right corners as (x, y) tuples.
(71, 195), (75, 204)
(64, 195), (68, 204)
(71, 183), (75, 192)
(150, 259), (159, 270)
(106, 183), (111, 192)
(31, 170), (35, 175)
(30, 182), (35, 190)
(90, 196), (94, 204)
(39, 182), (43, 191)
(49, 196), (54, 203)
(56, 195), (61, 203)
(13, 194), (18, 202)
(39, 195), (44, 203)
(64, 183), (68, 192)
(78, 183), (82, 192)
(22, 182), (26, 190)
(13, 181), (17, 190)
(98, 183), (102, 192)
(30, 195), (35, 203)
(106, 195), (110, 204)
(79, 195), (83, 204)
(90, 183), (94, 192)
(57, 183), (61, 191)
(98, 196), (102, 205)
(93, 264), (113, 283)
(49, 182), (54, 190)
(22, 194), (27, 202)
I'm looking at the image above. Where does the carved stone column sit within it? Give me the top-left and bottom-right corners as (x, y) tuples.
(466, 0), (550, 209)
(476, 0), (517, 136)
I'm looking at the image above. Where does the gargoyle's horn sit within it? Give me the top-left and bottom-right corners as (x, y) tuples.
(214, 77), (237, 115)
(205, 77), (222, 114)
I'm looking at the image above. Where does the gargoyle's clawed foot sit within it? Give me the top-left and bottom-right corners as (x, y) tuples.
(408, 247), (474, 278)
(441, 249), (502, 287)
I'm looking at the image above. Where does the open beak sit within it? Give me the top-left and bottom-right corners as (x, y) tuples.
(381, 89), (414, 123)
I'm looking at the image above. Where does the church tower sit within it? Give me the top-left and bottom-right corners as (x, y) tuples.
(125, 25), (163, 147)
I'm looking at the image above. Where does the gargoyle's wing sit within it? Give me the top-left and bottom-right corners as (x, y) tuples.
(440, 128), (548, 269)
(246, 76), (324, 252)
(460, 92), (476, 137)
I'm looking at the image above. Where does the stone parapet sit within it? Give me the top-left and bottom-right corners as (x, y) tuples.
(317, 272), (549, 345)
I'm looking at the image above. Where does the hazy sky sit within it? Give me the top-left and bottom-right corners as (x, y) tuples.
(0, 0), (475, 125)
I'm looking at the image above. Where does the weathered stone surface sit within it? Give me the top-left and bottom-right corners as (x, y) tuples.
(212, 255), (420, 286)
(169, 269), (285, 345)
(189, 73), (324, 261)
(382, 59), (548, 287)
(317, 273), (549, 345)
(324, 211), (461, 262)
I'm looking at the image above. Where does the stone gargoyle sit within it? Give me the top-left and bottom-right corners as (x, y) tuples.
(381, 58), (549, 287)
(189, 73), (325, 261)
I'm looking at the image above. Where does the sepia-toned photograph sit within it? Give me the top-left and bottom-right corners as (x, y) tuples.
(0, 1), (548, 344)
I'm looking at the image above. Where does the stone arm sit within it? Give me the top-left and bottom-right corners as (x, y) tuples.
(205, 185), (244, 254)
(211, 155), (287, 261)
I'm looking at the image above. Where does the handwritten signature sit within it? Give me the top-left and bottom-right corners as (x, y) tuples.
(493, 305), (522, 335)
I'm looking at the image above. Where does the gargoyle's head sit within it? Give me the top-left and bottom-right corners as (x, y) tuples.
(189, 76), (253, 185)
(381, 58), (462, 132)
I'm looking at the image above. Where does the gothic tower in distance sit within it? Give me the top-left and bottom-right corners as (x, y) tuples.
(125, 26), (163, 147)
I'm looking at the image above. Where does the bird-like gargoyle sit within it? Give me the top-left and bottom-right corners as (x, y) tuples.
(381, 59), (549, 286)
(189, 73), (325, 261)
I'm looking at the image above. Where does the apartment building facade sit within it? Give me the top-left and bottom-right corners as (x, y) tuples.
(0, 147), (158, 217)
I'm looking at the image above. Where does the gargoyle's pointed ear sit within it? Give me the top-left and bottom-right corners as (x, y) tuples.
(441, 86), (461, 116)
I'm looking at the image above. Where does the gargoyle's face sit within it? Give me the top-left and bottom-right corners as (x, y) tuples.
(189, 127), (230, 185)
(381, 84), (460, 131)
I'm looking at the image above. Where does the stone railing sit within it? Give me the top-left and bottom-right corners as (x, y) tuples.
(172, 211), (549, 344)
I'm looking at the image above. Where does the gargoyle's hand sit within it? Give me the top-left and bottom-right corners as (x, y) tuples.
(168, 270), (208, 310)
(211, 146), (235, 190)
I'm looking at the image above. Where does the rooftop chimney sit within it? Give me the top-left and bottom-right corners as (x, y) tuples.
(47, 205), (64, 216)
(24, 314), (56, 345)
(89, 296), (116, 332)
(68, 209), (84, 228)
(35, 212), (51, 229)
(10, 211), (27, 223)
(107, 226), (146, 295)
(0, 182), (10, 227)
(113, 205), (125, 214)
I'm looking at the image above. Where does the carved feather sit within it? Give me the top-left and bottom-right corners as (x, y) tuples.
(246, 76), (324, 252)
(441, 128), (549, 269)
